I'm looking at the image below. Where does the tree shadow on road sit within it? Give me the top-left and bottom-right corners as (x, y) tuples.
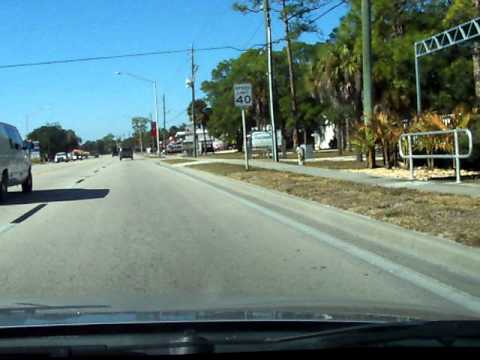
(1, 189), (110, 205)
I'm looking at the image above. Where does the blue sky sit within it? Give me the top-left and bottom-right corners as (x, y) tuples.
(0, 0), (347, 141)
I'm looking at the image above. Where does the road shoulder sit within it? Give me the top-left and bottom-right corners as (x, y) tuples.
(156, 161), (480, 292)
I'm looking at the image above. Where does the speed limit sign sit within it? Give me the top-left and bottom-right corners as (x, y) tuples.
(234, 83), (253, 108)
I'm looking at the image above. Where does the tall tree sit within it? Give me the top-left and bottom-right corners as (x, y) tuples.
(28, 124), (81, 159)
(187, 99), (211, 153)
(309, 41), (361, 154)
(202, 50), (270, 150)
(131, 117), (149, 152)
(443, 0), (480, 106)
(234, 0), (334, 148)
(102, 133), (116, 153)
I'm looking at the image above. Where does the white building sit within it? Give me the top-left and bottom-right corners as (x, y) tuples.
(177, 124), (222, 154)
(312, 123), (335, 150)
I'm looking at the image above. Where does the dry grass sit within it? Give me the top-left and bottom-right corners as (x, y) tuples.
(285, 150), (356, 159)
(202, 151), (272, 160)
(162, 158), (196, 165)
(201, 152), (244, 159)
(188, 162), (480, 247)
(350, 166), (480, 181)
(202, 150), (356, 160)
(304, 160), (367, 170)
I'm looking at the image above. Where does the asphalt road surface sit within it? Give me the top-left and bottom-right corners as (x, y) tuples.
(0, 155), (478, 319)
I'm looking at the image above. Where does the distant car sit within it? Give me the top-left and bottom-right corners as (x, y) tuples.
(112, 149), (118, 157)
(54, 152), (68, 163)
(201, 141), (214, 154)
(166, 143), (183, 154)
(0, 122), (33, 201)
(213, 140), (225, 151)
(119, 147), (133, 160)
(250, 131), (283, 151)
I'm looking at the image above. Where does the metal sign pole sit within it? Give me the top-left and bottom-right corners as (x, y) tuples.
(407, 135), (414, 180)
(242, 109), (249, 171)
(454, 129), (461, 183)
(415, 56), (422, 114)
(234, 83), (253, 171)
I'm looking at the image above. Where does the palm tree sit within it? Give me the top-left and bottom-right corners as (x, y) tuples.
(411, 106), (474, 169)
(309, 43), (362, 155)
(200, 107), (212, 154)
(373, 110), (402, 169)
(187, 99), (210, 154)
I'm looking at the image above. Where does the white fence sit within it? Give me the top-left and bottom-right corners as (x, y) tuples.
(398, 128), (473, 183)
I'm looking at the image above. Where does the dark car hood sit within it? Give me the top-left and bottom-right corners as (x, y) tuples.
(0, 298), (476, 327)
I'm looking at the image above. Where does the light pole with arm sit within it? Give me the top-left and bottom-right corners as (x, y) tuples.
(116, 71), (161, 156)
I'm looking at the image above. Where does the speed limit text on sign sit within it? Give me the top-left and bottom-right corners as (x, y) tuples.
(234, 83), (253, 108)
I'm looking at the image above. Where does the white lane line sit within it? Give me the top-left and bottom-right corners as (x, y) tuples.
(166, 166), (480, 315)
(0, 224), (15, 235)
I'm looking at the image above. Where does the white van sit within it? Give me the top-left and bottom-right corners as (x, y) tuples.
(0, 122), (33, 202)
(250, 130), (283, 151)
(54, 152), (68, 163)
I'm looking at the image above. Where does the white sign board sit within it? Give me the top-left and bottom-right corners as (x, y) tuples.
(234, 83), (253, 108)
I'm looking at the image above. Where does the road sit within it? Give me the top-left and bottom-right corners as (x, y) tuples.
(0, 155), (479, 318)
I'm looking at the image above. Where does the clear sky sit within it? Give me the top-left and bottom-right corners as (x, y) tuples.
(0, 0), (347, 141)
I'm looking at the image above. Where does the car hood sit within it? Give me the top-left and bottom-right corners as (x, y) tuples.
(0, 297), (476, 327)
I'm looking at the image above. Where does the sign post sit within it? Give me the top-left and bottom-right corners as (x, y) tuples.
(234, 83), (253, 170)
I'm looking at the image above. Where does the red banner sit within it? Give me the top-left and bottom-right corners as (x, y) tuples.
(151, 122), (157, 138)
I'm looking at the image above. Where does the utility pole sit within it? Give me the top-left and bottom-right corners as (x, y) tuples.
(163, 93), (167, 155)
(361, 0), (374, 168)
(415, 55), (422, 114)
(263, 0), (279, 162)
(190, 45), (198, 158)
(474, 0), (480, 106)
(138, 131), (143, 153)
(154, 81), (160, 156)
(281, 0), (299, 149)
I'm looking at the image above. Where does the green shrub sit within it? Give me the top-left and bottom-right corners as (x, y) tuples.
(462, 115), (480, 170)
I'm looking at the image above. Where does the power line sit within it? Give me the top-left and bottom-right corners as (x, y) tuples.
(309, 0), (346, 23)
(0, 43), (272, 70)
(170, 109), (187, 123)
(242, 18), (264, 49)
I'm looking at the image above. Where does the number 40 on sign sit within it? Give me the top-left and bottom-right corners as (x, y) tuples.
(234, 83), (253, 108)
(233, 83), (252, 171)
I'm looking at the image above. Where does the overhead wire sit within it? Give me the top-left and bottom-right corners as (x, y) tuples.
(309, 0), (347, 23)
(169, 109), (187, 124)
(0, 43), (275, 70)
(242, 18), (264, 49)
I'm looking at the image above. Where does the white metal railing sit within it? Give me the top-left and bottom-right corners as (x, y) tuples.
(398, 128), (473, 183)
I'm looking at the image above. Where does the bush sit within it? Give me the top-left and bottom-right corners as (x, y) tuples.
(329, 136), (337, 149)
(462, 116), (480, 170)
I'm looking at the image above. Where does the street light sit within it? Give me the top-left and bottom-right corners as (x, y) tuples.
(116, 71), (161, 156)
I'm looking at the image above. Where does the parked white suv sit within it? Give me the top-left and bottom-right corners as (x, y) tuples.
(0, 122), (33, 202)
(54, 152), (68, 163)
